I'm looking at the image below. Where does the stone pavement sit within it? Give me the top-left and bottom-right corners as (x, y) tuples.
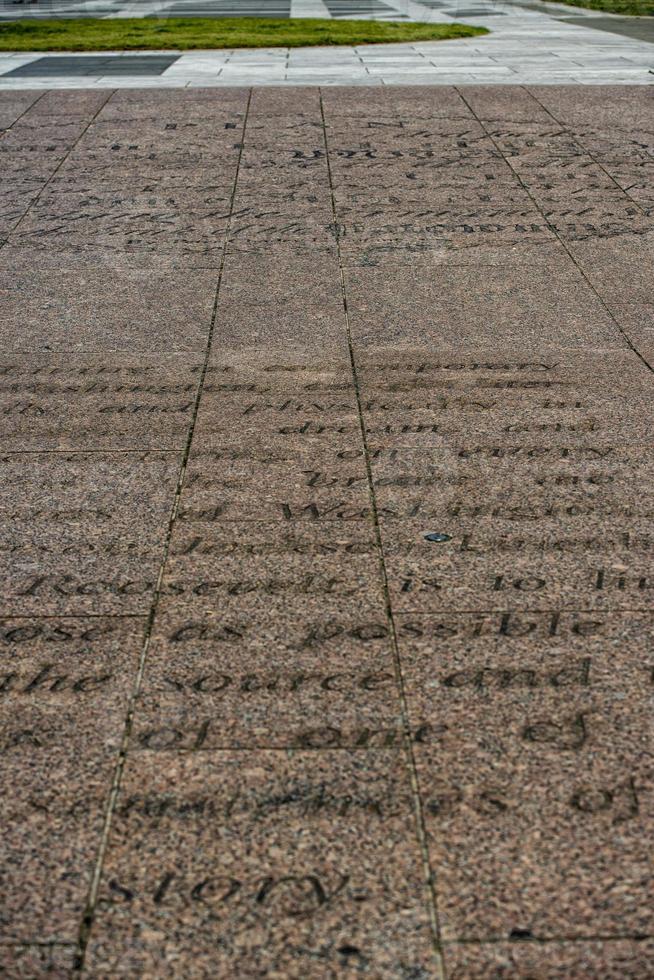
(1, 84), (654, 976)
(1, 0), (654, 86)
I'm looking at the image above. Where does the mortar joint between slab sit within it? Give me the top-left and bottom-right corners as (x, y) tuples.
(454, 84), (654, 379)
(526, 84), (654, 221)
(0, 87), (116, 250)
(319, 86), (447, 980)
(72, 87), (254, 975)
(445, 929), (654, 946)
(5, 88), (49, 127)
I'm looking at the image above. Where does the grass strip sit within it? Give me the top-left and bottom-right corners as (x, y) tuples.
(548, 0), (654, 14)
(0, 16), (488, 52)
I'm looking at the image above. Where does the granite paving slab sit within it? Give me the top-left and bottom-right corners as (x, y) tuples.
(383, 519), (654, 570)
(203, 355), (353, 389)
(452, 85), (553, 124)
(526, 86), (654, 130)
(0, 244), (229, 272)
(211, 307), (350, 354)
(59, 136), (242, 174)
(22, 90), (114, 119)
(443, 938), (654, 979)
(46, 171), (238, 196)
(84, 752), (437, 977)
(355, 347), (653, 389)
(174, 451), (371, 521)
(131, 674), (402, 750)
(6, 190), (234, 265)
(1, 85), (653, 976)
(0, 138), (86, 182)
(361, 405), (652, 451)
(0, 268), (220, 352)
(0, 355), (202, 450)
(415, 698), (653, 939)
(368, 447), (654, 520)
(343, 260), (626, 350)
(609, 161), (654, 207)
(93, 95), (250, 126)
(159, 552), (384, 607)
(0, 184), (42, 240)
(0, 617), (145, 941)
(395, 608), (654, 720)
(607, 305), (654, 365)
(0, 91), (43, 129)
(0, 452), (179, 615)
(567, 235), (654, 308)
(70, 115), (244, 147)
(383, 549), (654, 613)
(0, 944), (77, 976)
(357, 381), (654, 416)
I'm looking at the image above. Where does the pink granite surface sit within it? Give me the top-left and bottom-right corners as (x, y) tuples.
(0, 85), (652, 977)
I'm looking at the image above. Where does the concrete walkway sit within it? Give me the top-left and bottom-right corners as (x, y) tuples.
(1, 0), (654, 85)
(0, 82), (653, 977)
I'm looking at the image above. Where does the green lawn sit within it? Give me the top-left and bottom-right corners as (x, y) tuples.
(550, 0), (653, 12)
(0, 17), (488, 52)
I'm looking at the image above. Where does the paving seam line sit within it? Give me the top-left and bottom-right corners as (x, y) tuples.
(445, 929), (654, 945)
(73, 87), (253, 973)
(455, 84), (654, 377)
(1, 88), (48, 127)
(526, 84), (654, 226)
(319, 84), (447, 980)
(0, 87), (115, 248)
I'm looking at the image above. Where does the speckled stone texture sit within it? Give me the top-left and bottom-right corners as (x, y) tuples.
(1, 85), (653, 977)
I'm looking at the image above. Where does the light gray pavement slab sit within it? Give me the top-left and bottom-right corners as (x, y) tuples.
(0, 0), (654, 85)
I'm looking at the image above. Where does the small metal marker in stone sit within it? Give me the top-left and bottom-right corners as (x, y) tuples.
(424, 532), (452, 543)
